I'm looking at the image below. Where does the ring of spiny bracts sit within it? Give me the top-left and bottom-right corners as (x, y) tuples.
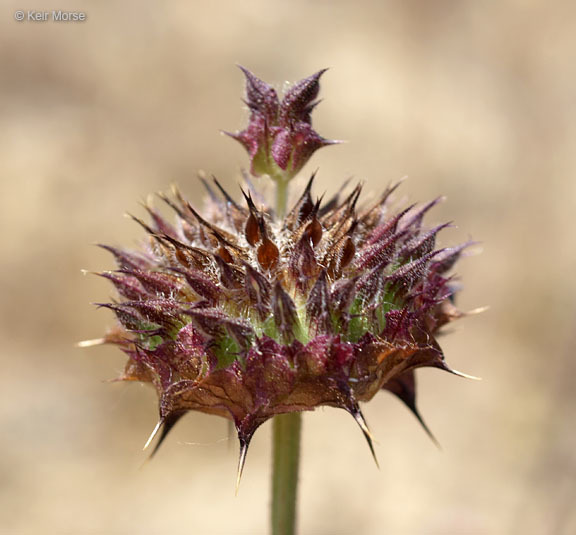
(97, 174), (471, 467)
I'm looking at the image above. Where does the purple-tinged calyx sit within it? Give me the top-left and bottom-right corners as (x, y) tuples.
(89, 173), (475, 480)
(226, 67), (338, 180)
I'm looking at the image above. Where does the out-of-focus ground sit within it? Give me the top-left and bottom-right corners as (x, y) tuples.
(1, 1), (575, 533)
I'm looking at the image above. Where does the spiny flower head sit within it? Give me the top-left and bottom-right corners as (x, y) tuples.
(88, 68), (472, 479)
(226, 67), (338, 180)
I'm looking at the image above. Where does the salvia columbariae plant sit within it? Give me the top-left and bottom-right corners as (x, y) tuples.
(83, 67), (477, 535)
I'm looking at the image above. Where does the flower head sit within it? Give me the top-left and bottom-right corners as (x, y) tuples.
(88, 69), (472, 481)
(226, 67), (338, 180)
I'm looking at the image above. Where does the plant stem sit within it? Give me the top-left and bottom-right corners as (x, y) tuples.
(270, 170), (300, 534)
(274, 176), (289, 220)
(271, 412), (302, 535)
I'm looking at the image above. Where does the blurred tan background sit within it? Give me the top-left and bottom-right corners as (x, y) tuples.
(1, 1), (575, 533)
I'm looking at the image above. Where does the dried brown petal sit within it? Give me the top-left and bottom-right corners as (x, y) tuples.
(257, 237), (279, 271)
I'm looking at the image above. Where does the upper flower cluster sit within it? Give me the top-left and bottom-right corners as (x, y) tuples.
(226, 67), (337, 181)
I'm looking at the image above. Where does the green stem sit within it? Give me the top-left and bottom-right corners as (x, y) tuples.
(270, 168), (300, 534)
(274, 176), (289, 220)
(271, 412), (302, 535)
